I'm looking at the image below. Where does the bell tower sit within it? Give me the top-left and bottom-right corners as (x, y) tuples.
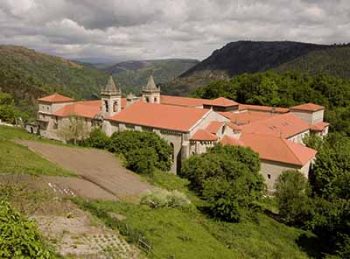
(142, 75), (160, 104)
(101, 76), (122, 118)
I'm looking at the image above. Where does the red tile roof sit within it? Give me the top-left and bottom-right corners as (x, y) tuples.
(310, 121), (329, 132)
(290, 103), (324, 112)
(191, 129), (218, 141)
(220, 111), (275, 125)
(220, 135), (244, 146)
(226, 122), (243, 131)
(160, 95), (209, 108)
(38, 93), (74, 103)
(207, 97), (239, 107)
(108, 101), (210, 132)
(241, 113), (310, 138)
(161, 95), (238, 108)
(53, 100), (101, 119)
(239, 104), (289, 113)
(240, 133), (317, 166)
(206, 121), (225, 134)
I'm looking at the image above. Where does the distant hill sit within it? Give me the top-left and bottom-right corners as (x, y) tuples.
(275, 44), (350, 78)
(0, 45), (108, 114)
(103, 59), (199, 94)
(163, 41), (350, 95)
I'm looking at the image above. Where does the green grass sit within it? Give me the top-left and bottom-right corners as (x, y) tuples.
(202, 214), (312, 258)
(75, 199), (239, 259)
(0, 126), (74, 176)
(75, 171), (315, 259)
(0, 125), (36, 140)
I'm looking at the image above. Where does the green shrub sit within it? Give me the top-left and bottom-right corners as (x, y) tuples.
(140, 189), (191, 209)
(0, 201), (54, 258)
(275, 170), (312, 226)
(180, 144), (264, 222)
(126, 147), (157, 175)
(109, 131), (172, 172)
(83, 128), (111, 149)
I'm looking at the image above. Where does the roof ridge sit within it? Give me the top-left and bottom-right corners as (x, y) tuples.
(281, 139), (304, 164)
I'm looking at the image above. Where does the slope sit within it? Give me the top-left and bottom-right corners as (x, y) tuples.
(0, 45), (108, 116)
(275, 44), (350, 78)
(163, 41), (350, 96)
(104, 59), (199, 94)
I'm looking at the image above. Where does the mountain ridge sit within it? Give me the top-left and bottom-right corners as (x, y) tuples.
(163, 41), (350, 96)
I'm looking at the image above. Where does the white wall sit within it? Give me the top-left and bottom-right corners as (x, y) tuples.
(260, 160), (310, 192)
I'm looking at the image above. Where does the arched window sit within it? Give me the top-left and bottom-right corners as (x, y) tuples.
(221, 125), (226, 135)
(104, 100), (109, 112)
(113, 101), (118, 112)
(146, 97), (150, 103)
(154, 97), (157, 103)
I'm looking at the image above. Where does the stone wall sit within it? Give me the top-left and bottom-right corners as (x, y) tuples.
(260, 159), (311, 192)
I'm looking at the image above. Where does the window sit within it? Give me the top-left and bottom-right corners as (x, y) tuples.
(113, 101), (118, 112)
(145, 97), (150, 103)
(104, 100), (109, 112)
(221, 125), (225, 134)
(154, 97), (157, 102)
(267, 174), (271, 179)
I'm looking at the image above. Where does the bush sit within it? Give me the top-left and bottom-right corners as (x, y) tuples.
(180, 144), (264, 222)
(275, 170), (312, 226)
(126, 147), (157, 175)
(83, 130), (173, 174)
(109, 131), (172, 172)
(308, 198), (350, 257)
(311, 134), (350, 200)
(140, 189), (191, 209)
(83, 128), (111, 149)
(0, 201), (53, 258)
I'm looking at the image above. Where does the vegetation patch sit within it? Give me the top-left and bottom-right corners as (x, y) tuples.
(180, 144), (264, 222)
(83, 129), (172, 174)
(0, 140), (74, 176)
(140, 189), (192, 209)
(0, 200), (55, 258)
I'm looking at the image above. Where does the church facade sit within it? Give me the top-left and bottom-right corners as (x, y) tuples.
(37, 76), (329, 191)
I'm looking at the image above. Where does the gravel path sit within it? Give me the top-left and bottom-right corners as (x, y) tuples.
(17, 140), (152, 200)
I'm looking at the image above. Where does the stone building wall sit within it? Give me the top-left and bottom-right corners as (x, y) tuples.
(260, 159), (311, 192)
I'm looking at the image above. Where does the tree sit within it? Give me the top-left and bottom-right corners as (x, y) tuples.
(83, 128), (111, 149)
(275, 170), (312, 226)
(311, 134), (350, 200)
(58, 115), (90, 144)
(0, 92), (22, 124)
(109, 131), (172, 172)
(181, 144), (264, 222)
(126, 147), (157, 175)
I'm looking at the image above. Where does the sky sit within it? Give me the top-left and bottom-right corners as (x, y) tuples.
(0, 0), (349, 62)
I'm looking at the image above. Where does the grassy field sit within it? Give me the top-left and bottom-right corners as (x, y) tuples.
(75, 171), (315, 259)
(0, 126), (74, 176)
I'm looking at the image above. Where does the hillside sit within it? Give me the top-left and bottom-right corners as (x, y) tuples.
(275, 44), (350, 78)
(104, 59), (199, 94)
(163, 41), (350, 95)
(0, 45), (108, 115)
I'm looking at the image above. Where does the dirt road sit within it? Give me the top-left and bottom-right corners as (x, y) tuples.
(18, 140), (152, 200)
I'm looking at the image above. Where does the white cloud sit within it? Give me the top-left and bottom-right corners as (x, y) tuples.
(0, 0), (349, 61)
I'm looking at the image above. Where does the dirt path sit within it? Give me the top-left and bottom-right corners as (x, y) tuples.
(17, 140), (152, 200)
(0, 174), (117, 201)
